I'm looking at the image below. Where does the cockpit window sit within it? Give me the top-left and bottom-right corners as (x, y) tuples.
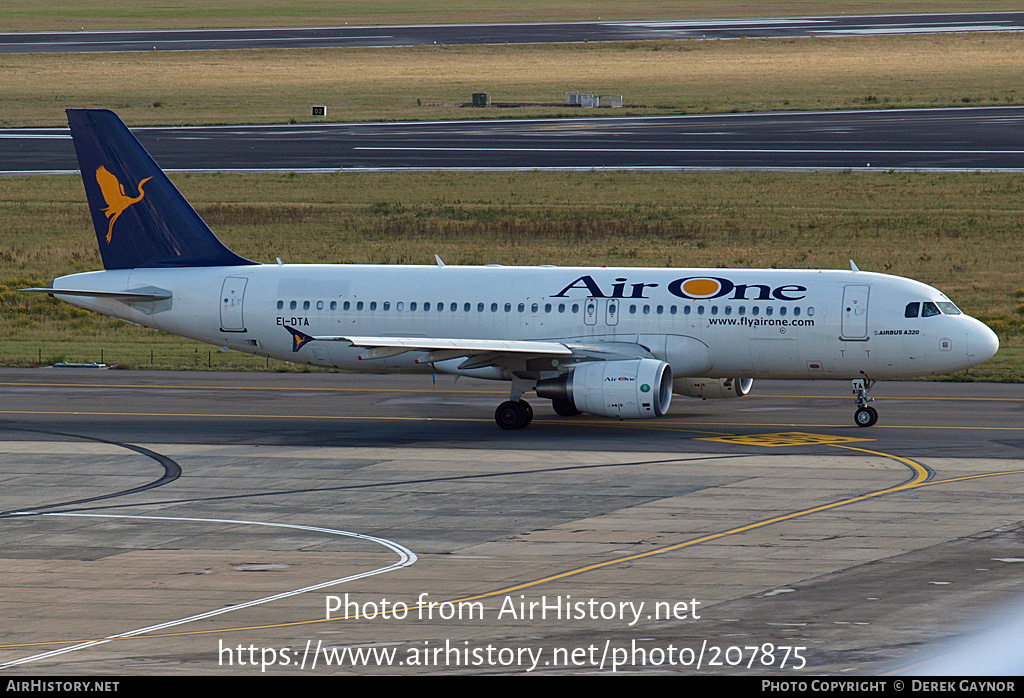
(936, 302), (962, 315)
(921, 301), (941, 318)
(904, 302), (920, 318)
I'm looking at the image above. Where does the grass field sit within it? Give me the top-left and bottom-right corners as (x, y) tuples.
(2, 32), (1023, 127)
(0, 1), (1015, 32)
(2, 170), (1021, 379)
(2, 4), (1021, 380)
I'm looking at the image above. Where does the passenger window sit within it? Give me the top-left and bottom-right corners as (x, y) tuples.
(424, 302), (431, 311)
(922, 302), (941, 317)
(290, 300), (297, 310)
(807, 307), (815, 317)
(303, 300), (310, 310)
(357, 301), (364, 311)
(752, 306), (760, 316)
(370, 301), (377, 311)
(383, 302), (390, 311)
(657, 305), (664, 315)
(477, 303), (484, 312)
(670, 305), (677, 315)
(545, 303), (552, 313)
(629, 304), (637, 314)
(710, 306), (718, 316)
(793, 306), (800, 317)
(572, 303), (580, 313)
(505, 303), (512, 312)
(684, 305), (691, 316)
(410, 302), (417, 311)
(905, 302), (920, 318)
(531, 303), (538, 313)
(277, 300), (284, 310)
(738, 306), (746, 316)
(779, 306), (787, 317)
(316, 300), (324, 310)
(343, 301), (351, 311)
(558, 304), (566, 313)
(765, 306), (773, 317)
(724, 306), (732, 316)
(451, 302), (458, 312)
(696, 305), (705, 316)
(518, 303), (525, 312)
(464, 303), (470, 312)
(330, 301), (337, 310)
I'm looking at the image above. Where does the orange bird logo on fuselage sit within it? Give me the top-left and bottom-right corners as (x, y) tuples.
(95, 166), (153, 244)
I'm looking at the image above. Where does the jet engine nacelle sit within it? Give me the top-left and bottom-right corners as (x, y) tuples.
(674, 376), (753, 399)
(536, 358), (673, 419)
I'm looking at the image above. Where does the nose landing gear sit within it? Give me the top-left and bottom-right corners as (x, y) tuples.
(852, 375), (878, 427)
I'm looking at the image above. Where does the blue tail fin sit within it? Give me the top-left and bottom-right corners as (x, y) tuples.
(67, 109), (256, 270)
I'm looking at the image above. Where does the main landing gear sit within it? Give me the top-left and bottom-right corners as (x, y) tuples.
(852, 375), (878, 427)
(495, 400), (533, 430)
(495, 376), (536, 430)
(495, 375), (586, 429)
(496, 397), (582, 429)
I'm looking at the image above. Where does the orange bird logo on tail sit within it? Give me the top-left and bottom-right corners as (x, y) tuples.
(95, 166), (153, 244)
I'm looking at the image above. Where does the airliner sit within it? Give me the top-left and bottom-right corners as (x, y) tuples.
(26, 109), (1000, 430)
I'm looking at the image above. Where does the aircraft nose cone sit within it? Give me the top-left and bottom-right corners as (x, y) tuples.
(970, 320), (1000, 364)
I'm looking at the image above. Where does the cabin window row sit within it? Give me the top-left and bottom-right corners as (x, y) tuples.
(276, 299), (815, 317)
(624, 304), (815, 318)
(278, 300), (585, 313)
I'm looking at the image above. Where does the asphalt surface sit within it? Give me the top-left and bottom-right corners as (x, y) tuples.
(1, 369), (1022, 674)
(5, 107), (1024, 174)
(2, 12), (1023, 53)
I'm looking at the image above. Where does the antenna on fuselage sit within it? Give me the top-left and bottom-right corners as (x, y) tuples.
(850, 260), (860, 272)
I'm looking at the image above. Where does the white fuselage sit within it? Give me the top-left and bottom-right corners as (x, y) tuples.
(52, 264), (999, 384)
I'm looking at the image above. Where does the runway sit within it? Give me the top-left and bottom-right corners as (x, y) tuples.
(5, 107), (1024, 174)
(1, 368), (1022, 674)
(2, 12), (1023, 53)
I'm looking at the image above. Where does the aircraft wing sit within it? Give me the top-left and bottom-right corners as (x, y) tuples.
(284, 327), (652, 369)
(296, 333), (572, 365)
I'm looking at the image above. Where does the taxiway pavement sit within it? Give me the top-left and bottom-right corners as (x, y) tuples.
(0, 369), (1022, 674)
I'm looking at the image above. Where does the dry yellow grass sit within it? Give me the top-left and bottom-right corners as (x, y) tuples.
(2, 32), (1022, 127)
(0, 1), (1012, 32)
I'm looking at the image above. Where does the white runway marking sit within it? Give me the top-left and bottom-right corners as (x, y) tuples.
(0, 134), (71, 140)
(0, 512), (416, 669)
(814, 25), (1022, 35)
(355, 146), (1024, 154)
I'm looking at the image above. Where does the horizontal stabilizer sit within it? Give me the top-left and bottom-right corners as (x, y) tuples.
(22, 287), (172, 301)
